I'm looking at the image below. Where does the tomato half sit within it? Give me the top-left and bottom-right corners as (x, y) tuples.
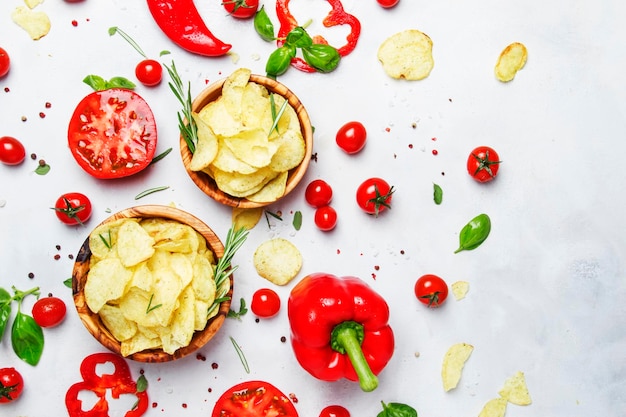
(223, 0), (259, 19)
(53, 192), (92, 225)
(336, 121), (367, 154)
(212, 380), (299, 417)
(68, 88), (157, 179)
(251, 288), (281, 318)
(135, 59), (163, 87)
(0, 367), (24, 403)
(314, 206), (337, 231)
(319, 405), (350, 417)
(305, 179), (333, 208)
(0, 47), (10, 78)
(356, 177), (394, 216)
(467, 146), (501, 183)
(0, 136), (26, 165)
(32, 296), (67, 327)
(414, 274), (448, 307)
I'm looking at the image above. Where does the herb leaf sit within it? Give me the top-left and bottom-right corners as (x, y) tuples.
(228, 298), (248, 320)
(293, 211), (303, 231)
(165, 61), (197, 153)
(455, 213), (491, 253)
(230, 336), (250, 373)
(433, 183), (443, 205)
(11, 310), (44, 366)
(377, 401), (418, 417)
(135, 186), (170, 200)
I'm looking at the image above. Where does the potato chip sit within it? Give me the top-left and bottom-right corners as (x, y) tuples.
(441, 342), (474, 391)
(130, 262), (153, 292)
(25, 0), (45, 9)
(198, 98), (241, 137)
(212, 166), (274, 197)
(269, 129), (306, 172)
(188, 113), (219, 171)
(98, 304), (138, 341)
(478, 398), (508, 417)
(193, 299), (210, 331)
(378, 29), (434, 80)
(84, 258), (133, 313)
(116, 220), (155, 267)
(121, 331), (161, 357)
(495, 42), (527, 82)
(211, 137), (259, 174)
(232, 207), (263, 230)
(222, 128), (278, 168)
(191, 255), (216, 301)
(498, 371), (532, 405)
(253, 238), (302, 285)
(451, 281), (470, 300)
(11, 6), (51, 40)
(247, 171), (287, 203)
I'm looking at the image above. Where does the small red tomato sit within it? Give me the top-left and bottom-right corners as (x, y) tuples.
(305, 179), (333, 208)
(0, 136), (26, 165)
(356, 177), (394, 216)
(32, 296), (67, 327)
(467, 146), (501, 183)
(376, 0), (400, 7)
(251, 288), (281, 318)
(336, 121), (367, 154)
(53, 192), (92, 225)
(0, 47), (10, 78)
(135, 59), (163, 87)
(414, 274), (448, 307)
(222, 0), (259, 19)
(320, 405), (351, 417)
(314, 205), (337, 231)
(0, 367), (24, 403)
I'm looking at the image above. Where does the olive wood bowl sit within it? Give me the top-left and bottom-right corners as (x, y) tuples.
(72, 205), (230, 363)
(180, 74), (313, 208)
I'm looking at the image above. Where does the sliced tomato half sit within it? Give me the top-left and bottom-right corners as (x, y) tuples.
(212, 380), (299, 417)
(68, 88), (157, 179)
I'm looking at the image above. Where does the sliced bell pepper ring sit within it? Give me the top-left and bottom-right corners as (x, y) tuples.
(66, 353), (149, 417)
(147, 0), (232, 57)
(276, 0), (361, 72)
(287, 273), (394, 392)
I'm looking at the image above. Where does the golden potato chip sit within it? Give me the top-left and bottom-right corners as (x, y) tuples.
(118, 287), (155, 326)
(498, 371), (532, 405)
(198, 97), (241, 137)
(191, 255), (216, 302)
(84, 258), (133, 313)
(478, 398), (508, 417)
(116, 220), (155, 267)
(221, 67), (250, 121)
(193, 299), (210, 331)
(495, 42), (527, 82)
(168, 286), (195, 347)
(98, 304), (138, 341)
(222, 128), (278, 168)
(241, 82), (272, 131)
(150, 268), (185, 326)
(168, 252), (193, 287)
(11, 6), (51, 40)
(442, 342), (474, 391)
(451, 281), (470, 300)
(121, 332), (161, 357)
(25, 0), (45, 9)
(130, 262), (153, 292)
(88, 218), (132, 260)
(212, 166), (274, 197)
(253, 238), (302, 285)
(211, 137), (259, 175)
(189, 113), (219, 171)
(378, 29), (434, 80)
(247, 171), (287, 203)
(232, 207), (263, 231)
(269, 129), (306, 172)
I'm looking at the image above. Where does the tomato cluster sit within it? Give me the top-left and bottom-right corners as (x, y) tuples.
(305, 179), (337, 231)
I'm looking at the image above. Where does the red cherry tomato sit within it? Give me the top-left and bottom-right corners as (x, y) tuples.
(222, 0), (259, 19)
(336, 121), (367, 154)
(0, 136), (26, 165)
(135, 59), (162, 87)
(356, 177), (394, 216)
(414, 274), (448, 307)
(314, 206), (337, 231)
(376, 0), (400, 8)
(0, 47), (10, 78)
(68, 88), (157, 179)
(319, 405), (350, 417)
(53, 192), (92, 225)
(212, 380), (299, 417)
(0, 367), (24, 403)
(467, 146), (501, 183)
(32, 296), (67, 328)
(251, 288), (281, 318)
(305, 179), (333, 208)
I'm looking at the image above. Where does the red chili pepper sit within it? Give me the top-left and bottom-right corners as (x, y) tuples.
(147, 0), (232, 57)
(276, 0), (361, 72)
(65, 353), (149, 417)
(287, 273), (394, 392)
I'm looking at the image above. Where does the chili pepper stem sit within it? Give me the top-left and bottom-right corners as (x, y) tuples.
(332, 321), (378, 392)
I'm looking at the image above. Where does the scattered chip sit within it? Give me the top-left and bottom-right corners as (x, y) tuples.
(253, 238), (302, 285)
(451, 281), (470, 300)
(495, 42), (527, 82)
(377, 29), (434, 80)
(11, 6), (51, 40)
(232, 207), (263, 230)
(441, 342), (474, 391)
(478, 398), (508, 417)
(498, 371), (532, 405)
(24, 0), (45, 9)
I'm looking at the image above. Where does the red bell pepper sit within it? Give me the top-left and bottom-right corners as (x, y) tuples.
(65, 353), (149, 417)
(147, 0), (232, 57)
(276, 0), (361, 73)
(288, 273), (394, 392)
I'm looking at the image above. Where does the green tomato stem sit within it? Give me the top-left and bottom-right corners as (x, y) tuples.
(331, 321), (378, 392)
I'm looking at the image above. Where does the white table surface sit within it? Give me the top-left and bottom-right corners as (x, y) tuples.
(1, 0), (625, 416)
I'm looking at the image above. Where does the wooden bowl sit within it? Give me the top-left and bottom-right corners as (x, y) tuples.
(180, 74), (313, 208)
(72, 205), (230, 363)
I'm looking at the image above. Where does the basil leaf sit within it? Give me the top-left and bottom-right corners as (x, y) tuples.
(0, 288), (11, 340)
(266, 46), (296, 78)
(455, 213), (491, 253)
(254, 6), (275, 42)
(433, 183), (443, 205)
(11, 311), (44, 366)
(293, 211), (302, 231)
(377, 401), (418, 417)
(83, 74), (108, 91)
(285, 26), (312, 48)
(136, 374), (148, 393)
(108, 76), (136, 90)
(301, 44), (341, 73)
(35, 163), (51, 175)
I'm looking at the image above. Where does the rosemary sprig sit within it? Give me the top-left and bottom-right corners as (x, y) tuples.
(230, 336), (250, 374)
(146, 294), (162, 314)
(268, 94), (289, 136)
(135, 186), (170, 200)
(98, 230), (112, 249)
(165, 61), (197, 153)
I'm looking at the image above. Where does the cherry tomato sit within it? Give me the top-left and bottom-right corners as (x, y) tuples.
(376, 0), (400, 8)
(336, 121), (367, 154)
(0, 136), (26, 165)
(68, 88), (157, 179)
(356, 177), (394, 216)
(32, 296), (67, 327)
(251, 288), (281, 318)
(0, 47), (10, 78)
(305, 179), (333, 208)
(222, 0), (259, 19)
(135, 58), (162, 87)
(314, 206), (337, 231)
(53, 192), (92, 225)
(212, 380), (299, 417)
(414, 274), (448, 307)
(319, 405), (350, 417)
(467, 146), (501, 183)
(0, 367), (24, 403)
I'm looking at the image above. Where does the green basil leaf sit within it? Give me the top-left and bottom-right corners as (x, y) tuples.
(108, 76), (136, 90)
(254, 6), (275, 42)
(455, 213), (491, 253)
(301, 44), (341, 73)
(136, 374), (148, 393)
(266, 46), (296, 78)
(377, 401), (418, 417)
(83, 74), (108, 91)
(11, 311), (44, 366)
(285, 26), (312, 48)
(64, 278), (73, 288)
(433, 183), (443, 205)
(34, 163), (50, 175)
(293, 210), (303, 231)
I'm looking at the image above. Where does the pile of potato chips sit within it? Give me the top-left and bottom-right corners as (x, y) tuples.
(189, 68), (306, 203)
(84, 217), (221, 356)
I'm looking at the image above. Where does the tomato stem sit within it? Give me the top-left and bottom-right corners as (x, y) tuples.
(331, 321), (378, 392)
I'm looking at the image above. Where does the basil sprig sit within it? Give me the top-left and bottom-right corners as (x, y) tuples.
(0, 286), (44, 366)
(455, 213), (491, 253)
(377, 401), (418, 417)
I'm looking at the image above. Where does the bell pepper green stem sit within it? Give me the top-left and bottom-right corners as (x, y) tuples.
(331, 321), (378, 392)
